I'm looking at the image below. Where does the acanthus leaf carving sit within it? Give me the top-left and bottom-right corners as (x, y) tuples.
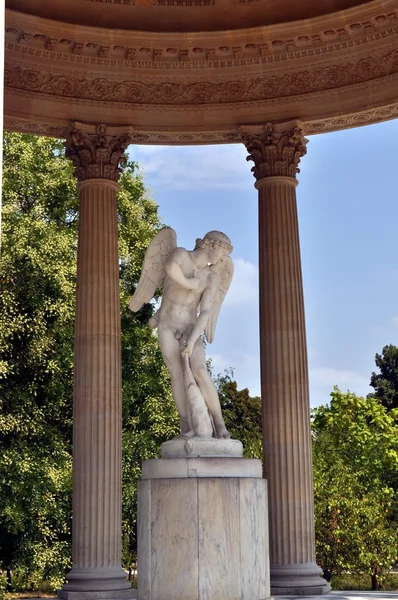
(242, 122), (308, 181)
(65, 124), (132, 182)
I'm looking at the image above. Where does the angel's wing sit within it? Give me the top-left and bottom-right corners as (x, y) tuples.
(128, 227), (177, 312)
(204, 256), (234, 344)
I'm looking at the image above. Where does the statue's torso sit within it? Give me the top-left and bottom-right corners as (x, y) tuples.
(159, 249), (216, 330)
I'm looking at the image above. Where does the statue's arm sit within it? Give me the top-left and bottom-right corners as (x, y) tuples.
(165, 248), (199, 291)
(184, 275), (217, 356)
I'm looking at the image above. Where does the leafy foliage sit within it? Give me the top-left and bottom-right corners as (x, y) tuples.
(312, 389), (398, 588)
(0, 134), (77, 588)
(369, 344), (398, 411)
(213, 369), (262, 459)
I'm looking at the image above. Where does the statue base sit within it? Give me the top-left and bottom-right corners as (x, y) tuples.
(160, 436), (243, 458)
(138, 457), (272, 600)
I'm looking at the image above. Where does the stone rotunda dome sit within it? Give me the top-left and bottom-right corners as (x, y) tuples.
(4, 0), (398, 142)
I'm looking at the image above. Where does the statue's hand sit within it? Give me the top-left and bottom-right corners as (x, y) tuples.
(180, 339), (194, 358)
(187, 277), (200, 291)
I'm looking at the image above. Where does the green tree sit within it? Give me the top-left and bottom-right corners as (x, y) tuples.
(312, 389), (398, 589)
(0, 134), (78, 588)
(369, 344), (398, 411)
(0, 133), (177, 589)
(214, 369), (263, 459)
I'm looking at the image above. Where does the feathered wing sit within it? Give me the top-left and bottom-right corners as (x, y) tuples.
(204, 256), (234, 343)
(128, 227), (177, 312)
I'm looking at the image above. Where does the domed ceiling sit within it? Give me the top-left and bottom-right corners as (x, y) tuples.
(6, 0), (374, 32)
(4, 0), (398, 143)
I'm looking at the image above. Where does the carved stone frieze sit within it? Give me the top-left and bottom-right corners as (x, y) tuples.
(5, 45), (398, 106)
(242, 122), (308, 181)
(64, 123), (132, 181)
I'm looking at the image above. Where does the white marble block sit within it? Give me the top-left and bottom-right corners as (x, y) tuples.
(138, 458), (272, 600)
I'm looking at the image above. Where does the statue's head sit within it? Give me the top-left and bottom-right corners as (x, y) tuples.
(195, 231), (233, 264)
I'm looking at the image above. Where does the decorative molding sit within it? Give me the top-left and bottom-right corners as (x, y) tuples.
(4, 116), (67, 137)
(3, 115), (246, 143)
(306, 102), (398, 133)
(5, 46), (398, 105)
(153, 0), (215, 5)
(129, 130), (242, 143)
(4, 101), (398, 141)
(5, 8), (398, 68)
(64, 123), (132, 181)
(87, 0), (132, 3)
(242, 122), (308, 180)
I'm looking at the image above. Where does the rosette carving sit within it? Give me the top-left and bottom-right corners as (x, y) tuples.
(65, 123), (132, 182)
(243, 122), (308, 181)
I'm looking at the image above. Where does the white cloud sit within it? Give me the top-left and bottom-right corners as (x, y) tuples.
(131, 145), (165, 156)
(130, 144), (252, 191)
(207, 352), (371, 407)
(309, 366), (371, 407)
(309, 367), (369, 389)
(207, 353), (232, 373)
(224, 258), (258, 306)
(391, 316), (398, 327)
(207, 349), (260, 397)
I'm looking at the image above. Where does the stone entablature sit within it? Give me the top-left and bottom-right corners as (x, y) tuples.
(4, 0), (398, 140)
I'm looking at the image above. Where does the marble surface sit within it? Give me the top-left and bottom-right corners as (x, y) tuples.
(160, 437), (243, 458)
(142, 457), (262, 479)
(138, 460), (271, 600)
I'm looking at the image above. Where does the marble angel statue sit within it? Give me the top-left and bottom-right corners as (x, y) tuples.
(129, 228), (234, 440)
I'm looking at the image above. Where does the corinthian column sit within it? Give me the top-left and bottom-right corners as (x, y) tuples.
(59, 123), (133, 600)
(242, 122), (329, 596)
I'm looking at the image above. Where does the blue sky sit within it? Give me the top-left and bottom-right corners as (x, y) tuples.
(129, 118), (398, 407)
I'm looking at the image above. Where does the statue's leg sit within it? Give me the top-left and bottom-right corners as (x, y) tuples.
(190, 339), (230, 439)
(158, 326), (192, 435)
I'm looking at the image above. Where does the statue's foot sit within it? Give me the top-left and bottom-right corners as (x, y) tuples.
(215, 423), (231, 439)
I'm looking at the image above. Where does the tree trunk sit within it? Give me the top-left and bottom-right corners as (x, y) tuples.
(371, 573), (377, 591)
(6, 567), (12, 591)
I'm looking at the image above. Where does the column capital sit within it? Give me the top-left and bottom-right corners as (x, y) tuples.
(65, 122), (133, 182)
(241, 121), (308, 183)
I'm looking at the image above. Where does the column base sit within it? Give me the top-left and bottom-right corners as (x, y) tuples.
(270, 564), (330, 596)
(138, 457), (272, 600)
(58, 567), (136, 600)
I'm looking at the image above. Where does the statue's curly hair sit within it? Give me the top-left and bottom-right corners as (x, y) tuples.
(194, 230), (233, 254)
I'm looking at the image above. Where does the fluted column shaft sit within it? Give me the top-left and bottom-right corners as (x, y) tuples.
(258, 176), (314, 565)
(73, 179), (123, 571)
(243, 122), (329, 595)
(59, 124), (133, 600)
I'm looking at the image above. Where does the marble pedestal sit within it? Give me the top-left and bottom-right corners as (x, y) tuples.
(138, 458), (272, 600)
